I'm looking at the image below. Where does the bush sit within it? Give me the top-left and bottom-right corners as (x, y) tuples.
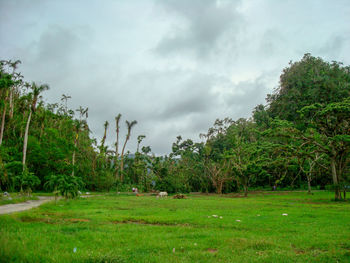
(95, 171), (116, 192)
(12, 168), (41, 194)
(45, 174), (84, 199)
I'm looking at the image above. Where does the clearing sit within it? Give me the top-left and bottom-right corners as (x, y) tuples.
(0, 191), (349, 262)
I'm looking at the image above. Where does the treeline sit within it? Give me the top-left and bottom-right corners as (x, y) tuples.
(0, 54), (349, 200)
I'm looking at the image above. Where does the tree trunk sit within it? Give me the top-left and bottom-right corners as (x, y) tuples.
(307, 175), (312, 194)
(0, 102), (7, 146)
(243, 185), (248, 197)
(331, 158), (341, 200)
(9, 89), (14, 119)
(39, 122), (45, 140)
(22, 110), (32, 170)
(115, 137), (119, 179)
(120, 139), (128, 182)
(72, 134), (78, 176)
(217, 180), (223, 194)
(115, 117), (120, 179)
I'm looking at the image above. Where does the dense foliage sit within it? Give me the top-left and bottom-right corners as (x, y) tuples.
(0, 54), (349, 200)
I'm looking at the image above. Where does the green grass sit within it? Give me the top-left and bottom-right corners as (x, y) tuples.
(1, 191), (350, 262)
(0, 193), (38, 205)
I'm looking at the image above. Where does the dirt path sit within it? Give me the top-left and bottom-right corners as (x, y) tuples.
(0, 196), (56, 215)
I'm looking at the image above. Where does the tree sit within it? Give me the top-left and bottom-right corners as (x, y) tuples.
(120, 120), (137, 181)
(225, 118), (260, 196)
(136, 135), (146, 153)
(0, 60), (16, 146)
(22, 82), (49, 170)
(61, 94), (71, 114)
(204, 158), (232, 194)
(114, 114), (122, 179)
(299, 98), (350, 200)
(267, 54), (350, 122)
(72, 106), (88, 176)
(297, 150), (324, 194)
(100, 120), (109, 154)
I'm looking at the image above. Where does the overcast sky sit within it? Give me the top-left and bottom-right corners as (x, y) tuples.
(1, 0), (349, 155)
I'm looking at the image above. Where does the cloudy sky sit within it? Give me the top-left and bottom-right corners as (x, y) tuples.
(1, 0), (349, 155)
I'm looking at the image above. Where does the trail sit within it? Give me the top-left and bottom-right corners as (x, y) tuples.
(0, 196), (56, 215)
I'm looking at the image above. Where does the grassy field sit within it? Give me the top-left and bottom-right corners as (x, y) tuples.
(0, 191), (350, 262)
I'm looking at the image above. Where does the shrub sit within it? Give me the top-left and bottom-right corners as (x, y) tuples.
(12, 168), (41, 195)
(45, 174), (84, 199)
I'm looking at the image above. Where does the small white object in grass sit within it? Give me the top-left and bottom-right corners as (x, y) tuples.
(172, 248), (175, 253)
(194, 243), (197, 246)
(158, 191), (168, 198)
(257, 214), (260, 216)
(236, 220), (241, 222)
(73, 247), (77, 253)
(220, 216), (223, 219)
(86, 192), (90, 195)
(282, 213), (288, 216)
(212, 215), (218, 218)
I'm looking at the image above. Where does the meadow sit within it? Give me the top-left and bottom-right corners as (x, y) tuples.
(1, 191), (350, 262)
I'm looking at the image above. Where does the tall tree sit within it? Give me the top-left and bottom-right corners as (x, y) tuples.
(0, 60), (16, 146)
(136, 135), (146, 153)
(120, 120), (137, 181)
(100, 120), (109, 153)
(72, 106), (88, 176)
(22, 82), (49, 170)
(299, 98), (350, 200)
(267, 53), (350, 122)
(8, 60), (21, 119)
(114, 113), (122, 179)
(61, 94), (71, 114)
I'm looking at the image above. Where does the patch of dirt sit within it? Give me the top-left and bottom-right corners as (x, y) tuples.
(19, 215), (56, 224)
(111, 219), (190, 227)
(20, 215), (46, 222)
(114, 207), (131, 210)
(294, 249), (306, 255)
(291, 244), (306, 255)
(19, 215), (90, 224)
(207, 248), (218, 253)
(65, 218), (90, 223)
(173, 194), (186, 199)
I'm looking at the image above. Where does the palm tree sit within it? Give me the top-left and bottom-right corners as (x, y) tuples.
(0, 60), (18, 146)
(72, 121), (82, 176)
(22, 82), (49, 170)
(120, 120), (137, 181)
(72, 106), (88, 176)
(61, 94), (71, 114)
(114, 114), (122, 179)
(8, 60), (21, 119)
(76, 106), (88, 121)
(100, 120), (109, 153)
(137, 135), (146, 153)
(0, 87), (9, 146)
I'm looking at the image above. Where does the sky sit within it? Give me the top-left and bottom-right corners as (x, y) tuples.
(1, 0), (349, 155)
